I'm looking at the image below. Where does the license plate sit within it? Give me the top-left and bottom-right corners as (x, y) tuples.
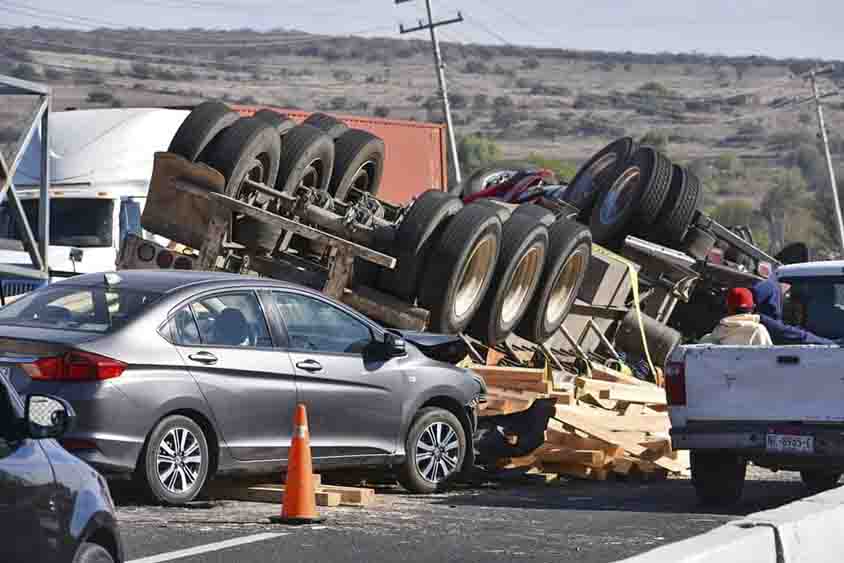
(766, 433), (814, 454)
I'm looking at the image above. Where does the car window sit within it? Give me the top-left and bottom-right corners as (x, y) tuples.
(168, 304), (201, 346)
(0, 198), (114, 248)
(0, 384), (18, 451)
(186, 292), (272, 348)
(0, 285), (160, 333)
(273, 292), (372, 354)
(119, 199), (143, 245)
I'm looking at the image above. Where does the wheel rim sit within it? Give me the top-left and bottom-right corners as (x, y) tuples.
(545, 246), (588, 325)
(501, 244), (544, 325)
(299, 158), (324, 191)
(156, 427), (202, 495)
(415, 421), (461, 484)
(453, 234), (497, 320)
(350, 160), (375, 193)
(569, 153), (617, 203)
(599, 166), (640, 226)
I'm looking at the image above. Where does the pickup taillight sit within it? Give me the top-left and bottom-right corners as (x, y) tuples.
(23, 351), (126, 382)
(665, 361), (686, 406)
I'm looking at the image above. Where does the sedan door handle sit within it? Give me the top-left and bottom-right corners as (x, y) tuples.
(188, 351), (218, 365)
(777, 355), (800, 365)
(296, 359), (323, 373)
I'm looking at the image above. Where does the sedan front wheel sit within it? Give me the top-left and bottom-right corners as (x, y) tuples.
(398, 407), (466, 494)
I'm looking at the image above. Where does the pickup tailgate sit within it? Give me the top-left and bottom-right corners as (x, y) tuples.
(685, 345), (844, 422)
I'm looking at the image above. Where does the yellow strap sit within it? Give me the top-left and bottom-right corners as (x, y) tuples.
(591, 243), (658, 377)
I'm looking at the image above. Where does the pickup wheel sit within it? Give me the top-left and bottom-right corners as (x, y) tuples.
(800, 470), (841, 494)
(398, 407), (466, 494)
(563, 137), (635, 221)
(691, 450), (746, 506)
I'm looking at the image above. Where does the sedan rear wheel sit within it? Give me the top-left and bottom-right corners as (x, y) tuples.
(398, 407), (466, 494)
(141, 415), (210, 505)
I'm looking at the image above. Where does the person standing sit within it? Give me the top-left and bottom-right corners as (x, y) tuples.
(699, 287), (773, 345)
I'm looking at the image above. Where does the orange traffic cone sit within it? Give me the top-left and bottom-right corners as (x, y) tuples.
(269, 403), (324, 525)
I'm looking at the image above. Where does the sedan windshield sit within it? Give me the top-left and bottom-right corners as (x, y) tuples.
(0, 285), (161, 333)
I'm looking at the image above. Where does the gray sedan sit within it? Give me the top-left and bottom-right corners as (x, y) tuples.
(1, 270), (483, 504)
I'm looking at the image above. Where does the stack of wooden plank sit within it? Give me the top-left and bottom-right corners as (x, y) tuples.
(213, 474), (376, 507)
(472, 362), (690, 482)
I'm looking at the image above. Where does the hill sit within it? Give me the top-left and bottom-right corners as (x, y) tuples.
(1, 27), (843, 256)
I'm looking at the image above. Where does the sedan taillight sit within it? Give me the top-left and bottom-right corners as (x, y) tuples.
(665, 361), (687, 406)
(24, 351), (126, 381)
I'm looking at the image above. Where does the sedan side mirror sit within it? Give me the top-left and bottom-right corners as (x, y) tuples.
(25, 395), (75, 439)
(384, 333), (406, 357)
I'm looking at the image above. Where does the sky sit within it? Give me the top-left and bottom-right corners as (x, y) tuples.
(4, 0), (841, 61)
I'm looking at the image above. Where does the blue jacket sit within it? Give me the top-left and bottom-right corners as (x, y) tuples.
(752, 278), (836, 345)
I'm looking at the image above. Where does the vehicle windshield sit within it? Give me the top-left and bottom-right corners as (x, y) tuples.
(0, 198), (113, 247)
(780, 275), (844, 342)
(0, 285), (161, 333)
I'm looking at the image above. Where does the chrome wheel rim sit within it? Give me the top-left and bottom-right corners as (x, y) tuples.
(546, 246), (588, 325)
(599, 166), (640, 226)
(453, 234), (497, 320)
(156, 427), (202, 495)
(415, 422), (461, 484)
(501, 244), (544, 325)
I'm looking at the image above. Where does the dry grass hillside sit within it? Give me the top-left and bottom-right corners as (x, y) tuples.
(1, 27), (843, 254)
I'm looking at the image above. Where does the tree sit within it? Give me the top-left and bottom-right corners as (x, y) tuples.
(711, 199), (756, 229)
(759, 169), (806, 254)
(473, 94), (489, 110)
(457, 135), (501, 176)
(521, 57), (540, 70)
(374, 106), (390, 118)
(640, 130), (668, 152)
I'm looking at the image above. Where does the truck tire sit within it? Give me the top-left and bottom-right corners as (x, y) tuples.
(691, 450), (746, 506)
(589, 146), (668, 246)
(377, 191), (463, 301)
(564, 137), (635, 220)
(615, 309), (682, 369)
(275, 124), (335, 195)
(354, 225), (396, 288)
(397, 407), (466, 494)
(457, 161), (535, 198)
(651, 165), (702, 246)
(473, 198), (512, 223)
(512, 203), (555, 226)
(329, 129), (385, 200)
(468, 214), (548, 345)
(253, 109), (296, 136)
(199, 116), (281, 199)
(636, 148), (673, 225)
(515, 218), (591, 343)
(168, 100), (239, 162)
(800, 470), (842, 494)
(418, 203), (502, 334)
(303, 112), (348, 139)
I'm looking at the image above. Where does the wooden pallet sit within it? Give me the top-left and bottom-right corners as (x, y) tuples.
(213, 478), (375, 507)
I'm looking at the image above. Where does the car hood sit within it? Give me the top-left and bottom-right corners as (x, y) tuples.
(392, 330), (468, 365)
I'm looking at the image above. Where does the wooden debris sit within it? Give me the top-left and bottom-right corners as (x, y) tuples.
(472, 361), (689, 482)
(214, 480), (375, 507)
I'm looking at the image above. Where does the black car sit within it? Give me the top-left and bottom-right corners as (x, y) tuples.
(0, 372), (123, 563)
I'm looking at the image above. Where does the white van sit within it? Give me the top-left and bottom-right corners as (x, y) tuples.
(0, 108), (189, 293)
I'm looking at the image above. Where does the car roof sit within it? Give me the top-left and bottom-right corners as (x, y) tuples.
(52, 270), (300, 294)
(777, 260), (844, 279)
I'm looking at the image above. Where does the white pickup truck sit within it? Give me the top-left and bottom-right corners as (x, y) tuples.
(667, 259), (844, 506)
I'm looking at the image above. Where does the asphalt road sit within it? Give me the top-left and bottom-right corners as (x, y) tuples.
(115, 468), (812, 563)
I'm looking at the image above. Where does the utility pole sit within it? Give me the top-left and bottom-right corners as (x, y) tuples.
(805, 65), (844, 253)
(396, 0), (463, 183)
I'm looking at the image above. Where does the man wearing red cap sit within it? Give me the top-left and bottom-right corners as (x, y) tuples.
(699, 287), (773, 345)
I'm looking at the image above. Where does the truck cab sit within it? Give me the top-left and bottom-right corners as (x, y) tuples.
(0, 108), (188, 300)
(667, 260), (844, 505)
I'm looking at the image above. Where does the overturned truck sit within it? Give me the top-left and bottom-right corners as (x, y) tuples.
(122, 102), (788, 474)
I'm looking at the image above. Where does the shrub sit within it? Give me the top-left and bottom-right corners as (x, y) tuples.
(44, 68), (65, 81)
(530, 84), (572, 97)
(462, 60), (489, 74)
(407, 94), (424, 103)
(493, 95), (514, 109)
(333, 69), (353, 82)
(799, 112), (813, 125)
(235, 95), (258, 104)
(374, 106), (390, 118)
(86, 90), (116, 104)
(457, 135), (502, 174)
(638, 81), (670, 96)
(473, 94), (489, 110)
(330, 96), (348, 110)
(449, 93), (467, 110)
(130, 62), (153, 80)
(640, 130), (669, 151)
(526, 154), (578, 182)
(521, 57), (540, 70)
(10, 63), (39, 81)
